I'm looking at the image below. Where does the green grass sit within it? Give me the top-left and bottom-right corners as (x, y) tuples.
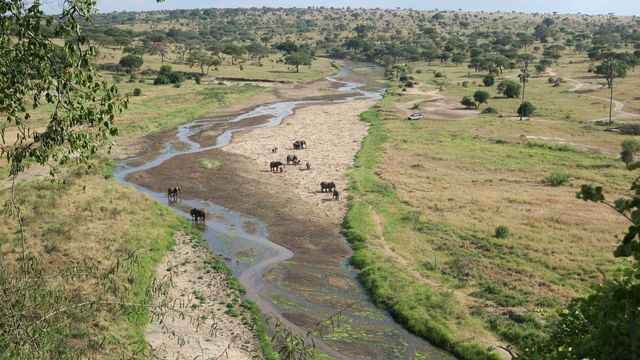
(343, 106), (501, 360)
(198, 158), (221, 170)
(0, 168), (186, 358)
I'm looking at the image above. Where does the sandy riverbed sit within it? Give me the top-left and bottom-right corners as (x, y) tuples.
(222, 98), (376, 226)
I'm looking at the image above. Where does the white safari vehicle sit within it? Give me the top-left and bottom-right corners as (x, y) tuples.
(407, 112), (424, 120)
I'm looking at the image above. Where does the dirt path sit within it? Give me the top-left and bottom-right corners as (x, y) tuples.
(392, 86), (480, 121)
(548, 68), (640, 122)
(145, 232), (259, 360)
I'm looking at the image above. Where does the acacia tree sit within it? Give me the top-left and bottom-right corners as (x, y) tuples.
(149, 42), (168, 63)
(119, 54), (143, 74)
(284, 52), (312, 72)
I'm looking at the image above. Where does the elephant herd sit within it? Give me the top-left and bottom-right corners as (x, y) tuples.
(269, 140), (340, 201)
(166, 136), (341, 227)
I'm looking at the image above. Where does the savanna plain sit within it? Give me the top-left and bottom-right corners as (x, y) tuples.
(1, 4), (640, 360)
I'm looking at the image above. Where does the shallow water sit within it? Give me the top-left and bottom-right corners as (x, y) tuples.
(114, 64), (456, 360)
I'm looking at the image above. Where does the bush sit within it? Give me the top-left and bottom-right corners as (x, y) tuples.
(434, 71), (445, 78)
(462, 81), (469, 87)
(133, 88), (142, 96)
(481, 107), (498, 114)
(172, 83), (182, 88)
(461, 96), (476, 109)
(482, 75), (495, 87)
(517, 101), (536, 119)
(153, 75), (170, 85)
(543, 172), (572, 186)
(168, 71), (185, 84)
(494, 225), (509, 239)
(497, 80), (521, 98)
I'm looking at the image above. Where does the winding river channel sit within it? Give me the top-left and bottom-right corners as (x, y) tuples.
(114, 64), (455, 360)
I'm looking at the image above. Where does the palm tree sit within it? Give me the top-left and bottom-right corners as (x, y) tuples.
(518, 68), (531, 120)
(596, 58), (628, 126)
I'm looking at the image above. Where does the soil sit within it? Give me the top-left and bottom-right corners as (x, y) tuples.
(145, 232), (259, 360)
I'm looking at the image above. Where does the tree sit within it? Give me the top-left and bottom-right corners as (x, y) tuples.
(595, 57), (629, 125)
(274, 40), (299, 54)
(246, 42), (270, 64)
(284, 52), (312, 72)
(517, 53), (536, 70)
(222, 44), (246, 65)
(621, 139), (640, 165)
(451, 53), (466, 66)
(497, 80), (522, 99)
(517, 101), (535, 120)
(149, 42), (168, 63)
(518, 68), (531, 108)
(473, 90), (490, 109)
(460, 96), (476, 109)
(119, 55), (143, 74)
(0, 0), (164, 357)
(483, 75), (495, 87)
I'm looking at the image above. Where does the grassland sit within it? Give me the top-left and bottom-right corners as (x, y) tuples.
(342, 48), (640, 357)
(0, 163), (186, 357)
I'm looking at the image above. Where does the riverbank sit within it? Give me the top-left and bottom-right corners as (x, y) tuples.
(145, 231), (260, 359)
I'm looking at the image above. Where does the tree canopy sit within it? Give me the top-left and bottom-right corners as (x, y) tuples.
(284, 52), (313, 72)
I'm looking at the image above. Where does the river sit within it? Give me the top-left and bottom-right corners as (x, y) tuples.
(114, 63), (455, 360)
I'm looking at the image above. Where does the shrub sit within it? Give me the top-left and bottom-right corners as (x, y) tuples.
(132, 88), (142, 96)
(168, 71), (185, 84)
(481, 107), (498, 114)
(517, 101), (536, 119)
(462, 81), (469, 87)
(153, 75), (170, 85)
(497, 80), (522, 98)
(460, 96), (476, 109)
(543, 172), (572, 186)
(172, 83), (181, 88)
(434, 71), (445, 78)
(482, 75), (495, 87)
(494, 225), (509, 239)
